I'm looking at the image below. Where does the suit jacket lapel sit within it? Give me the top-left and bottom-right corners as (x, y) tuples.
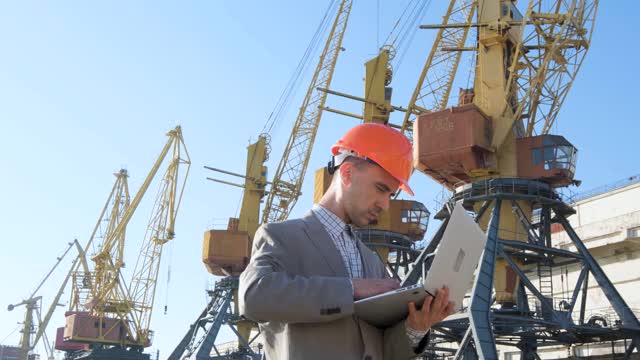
(301, 211), (349, 277)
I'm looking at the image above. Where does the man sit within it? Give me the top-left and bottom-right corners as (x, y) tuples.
(239, 123), (454, 359)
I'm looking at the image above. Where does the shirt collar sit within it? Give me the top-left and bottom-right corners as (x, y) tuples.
(311, 204), (350, 239)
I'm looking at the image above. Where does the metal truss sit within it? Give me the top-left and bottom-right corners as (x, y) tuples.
(405, 178), (640, 359)
(356, 229), (423, 280)
(401, 0), (476, 138)
(262, 0), (353, 224)
(168, 277), (263, 360)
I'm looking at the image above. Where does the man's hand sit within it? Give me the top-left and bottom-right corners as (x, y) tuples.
(406, 286), (455, 332)
(352, 278), (400, 300)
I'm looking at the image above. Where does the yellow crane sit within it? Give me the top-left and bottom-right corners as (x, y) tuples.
(325, 3), (637, 359)
(395, 1), (638, 358)
(60, 126), (190, 359)
(401, 0), (475, 135)
(408, 0), (597, 305)
(126, 126), (190, 346)
(7, 169), (130, 360)
(316, 43), (434, 276)
(54, 169), (129, 355)
(260, 0), (353, 224)
(324, 0), (595, 305)
(170, 2), (354, 358)
(66, 169), (130, 315)
(316, 1), (436, 275)
(8, 239), (85, 360)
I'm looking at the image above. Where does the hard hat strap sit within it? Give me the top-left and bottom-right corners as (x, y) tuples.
(327, 148), (381, 175)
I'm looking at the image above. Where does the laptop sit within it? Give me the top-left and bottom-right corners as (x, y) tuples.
(354, 202), (487, 327)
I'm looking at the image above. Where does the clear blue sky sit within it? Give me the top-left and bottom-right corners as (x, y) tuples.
(0, 1), (637, 359)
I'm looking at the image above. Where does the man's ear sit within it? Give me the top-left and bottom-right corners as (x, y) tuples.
(339, 162), (353, 187)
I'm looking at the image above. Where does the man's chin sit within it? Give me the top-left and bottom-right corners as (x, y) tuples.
(351, 214), (379, 227)
(351, 218), (377, 227)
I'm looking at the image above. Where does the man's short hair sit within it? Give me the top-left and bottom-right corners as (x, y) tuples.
(342, 156), (370, 170)
(331, 156), (371, 184)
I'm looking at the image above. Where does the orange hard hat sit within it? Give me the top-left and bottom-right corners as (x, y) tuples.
(331, 123), (414, 196)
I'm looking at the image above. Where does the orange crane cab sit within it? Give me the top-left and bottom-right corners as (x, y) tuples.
(516, 134), (578, 187)
(413, 103), (579, 189)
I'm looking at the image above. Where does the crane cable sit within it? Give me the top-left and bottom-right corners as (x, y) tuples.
(382, 0), (418, 47)
(362, 0), (431, 125)
(233, 0), (339, 220)
(393, 0), (432, 73)
(260, 0), (339, 138)
(382, 0), (431, 53)
(1, 325), (21, 345)
(377, 0), (380, 49)
(365, 0), (431, 102)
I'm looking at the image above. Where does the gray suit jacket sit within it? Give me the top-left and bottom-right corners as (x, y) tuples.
(239, 211), (416, 360)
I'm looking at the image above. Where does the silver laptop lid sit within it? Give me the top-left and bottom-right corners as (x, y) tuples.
(423, 202), (487, 307)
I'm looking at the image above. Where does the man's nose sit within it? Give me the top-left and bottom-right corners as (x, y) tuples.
(376, 195), (390, 211)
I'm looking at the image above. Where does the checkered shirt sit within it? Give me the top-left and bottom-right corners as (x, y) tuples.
(311, 204), (363, 278)
(311, 205), (427, 347)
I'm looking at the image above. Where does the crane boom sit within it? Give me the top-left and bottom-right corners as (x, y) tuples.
(400, 0), (475, 138)
(71, 169), (130, 313)
(32, 240), (85, 348)
(502, 0), (598, 142)
(88, 130), (180, 321)
(261, 0), (352, 224)
(60, 126), (190, 351)
(8, 239), (84, 360)
(126, 127), (190, 345)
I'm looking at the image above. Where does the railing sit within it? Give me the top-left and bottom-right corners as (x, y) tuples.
(566, 174), (640, 204)
(210, 339), (263, 356)
(451, 178), (559, 203)
(524, 295), (640, 328)
(576, 306), (640, 329)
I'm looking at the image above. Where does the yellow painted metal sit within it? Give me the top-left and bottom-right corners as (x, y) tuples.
(69, 169), (130, 314)
(363, 49), (392, 124)
(31, 240), (85, 354)
(473, 0), (517, 177)
(70, 127), (190, 347)
(238, 136), (268, 241)
(203, 2), (353, 350)
(126, 126), (191, 346)
(202, 137), (268, 277)
(400, 0), (476, 138)
(504, 0), (599, 140)
(412, 0), (597, 303)
(9, 239), (85, 360)
(262, 0), (352, 224)
(360, 49), (431, 261)
(314, 167), (332, 204)
(407, 0), (597, 157)
(18, 298), (36, 360)
(235, 136), (268, 343)
(473, 0), (526, 304)
(318, 87), (409, 115)
(201, 139), (269, 344)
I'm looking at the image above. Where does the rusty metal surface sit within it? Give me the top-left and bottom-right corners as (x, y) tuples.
(414, 104), (494, 188)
